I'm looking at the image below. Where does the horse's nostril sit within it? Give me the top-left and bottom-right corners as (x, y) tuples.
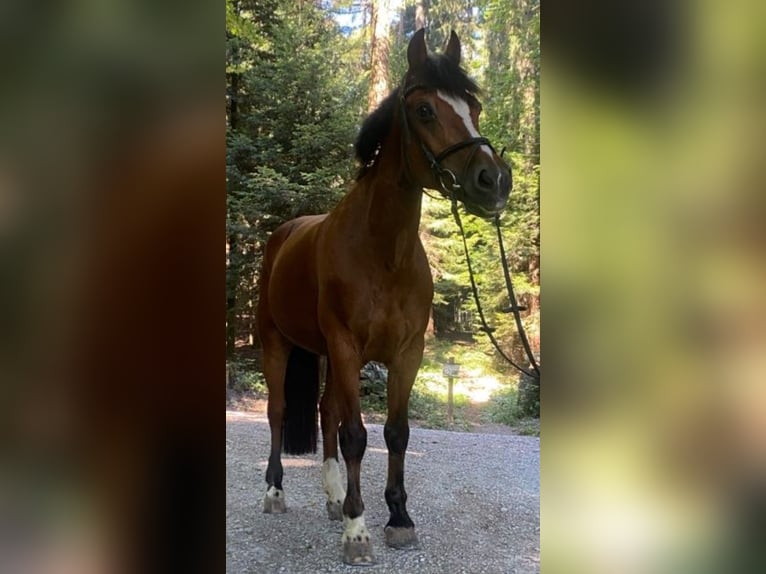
(477, 169), (495, 191)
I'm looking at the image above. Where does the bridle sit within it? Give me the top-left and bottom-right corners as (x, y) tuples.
(399, 83), (497, 199)
(398, 82), (541, 380)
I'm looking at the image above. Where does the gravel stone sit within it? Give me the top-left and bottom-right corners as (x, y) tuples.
(227, 410), (539, 573)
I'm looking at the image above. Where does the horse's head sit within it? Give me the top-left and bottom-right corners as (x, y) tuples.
(400, 29), (511, 218)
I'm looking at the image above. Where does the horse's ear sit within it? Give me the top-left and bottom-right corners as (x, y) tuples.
(444, 30), (460, 65)
(407, 28), (428, 68)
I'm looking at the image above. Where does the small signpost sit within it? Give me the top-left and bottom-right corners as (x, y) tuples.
(442, 356), (460, 425)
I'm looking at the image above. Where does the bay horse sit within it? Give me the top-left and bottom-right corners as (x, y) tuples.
(257, 28), (511, 565)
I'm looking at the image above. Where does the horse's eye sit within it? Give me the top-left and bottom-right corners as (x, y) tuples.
(416, 103), (434, 120)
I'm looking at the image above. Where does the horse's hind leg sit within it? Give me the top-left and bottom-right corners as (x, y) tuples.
(320, 359), (345, 521)
(383, 342), (423, 549)
(260, 326), (291, 514)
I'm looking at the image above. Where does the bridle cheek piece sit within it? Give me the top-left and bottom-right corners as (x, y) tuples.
(399, 84), (495, 200)
(421, 135), (493, 198)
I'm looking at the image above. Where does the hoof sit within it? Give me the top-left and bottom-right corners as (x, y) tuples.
(262, 488), (287, 514)
(384, 526), (418, 549)
(343, 539), (375, 566)
(326, 500), (343, 521)
(262, 496), (286, 513)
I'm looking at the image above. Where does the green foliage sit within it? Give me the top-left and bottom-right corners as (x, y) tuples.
(359, 364), (474, 429)
(361, 338), (519, 431)
(409, 371), (473, 430)
(418, 338), (499, 374)
(486, 384), (520, 426)
(226, 0), (540, 382)
(486, 377), (539, 434)
(418, 0), (541, 364)
(478, 0), (541, 348)
(515, 370), (540, 417)
(227, 359), (267, 394)
(226, 0), (367, 350)
(480, 0), (540, 161)
(515, 419), (540, 437)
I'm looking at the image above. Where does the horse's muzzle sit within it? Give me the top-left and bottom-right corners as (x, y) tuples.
(462, 162), (511, 218)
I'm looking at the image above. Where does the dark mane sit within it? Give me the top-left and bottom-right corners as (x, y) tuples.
(354, 53), (481, 179)
(354, 87), (400, 178)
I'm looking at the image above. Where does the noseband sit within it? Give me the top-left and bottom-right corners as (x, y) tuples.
(400, 84), (495, 198)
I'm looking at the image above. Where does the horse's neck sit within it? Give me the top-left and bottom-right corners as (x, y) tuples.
(337, 171), (423, 271)
(339, 120), (424, 270)
(370, 176), (423, 265)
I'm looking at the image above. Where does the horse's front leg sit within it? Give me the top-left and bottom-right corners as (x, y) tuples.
(327, 334), (373, 565)
(383, 341), (423, 549)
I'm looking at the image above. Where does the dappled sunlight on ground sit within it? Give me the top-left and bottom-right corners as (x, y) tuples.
(420, 370), (505, 404)
(226, 359), (531, 435)
(460, 374), (505, 403)
(367, 446), (424, 456)
(226, 407), (267, 422)
(253, 458), (319, 470)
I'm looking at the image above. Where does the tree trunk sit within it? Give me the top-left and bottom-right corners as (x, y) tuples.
(226, 234), (237, 357)
(247, 243), (257, 348)
(226, 0), (240, 131)
(367, 0), (393, 111)
(228, 72), (239, 131)
(516, 0), (540, 354)
(415, 0), (427, 31)
(425, 306), (435, 340)
(513, 0), (539, 164)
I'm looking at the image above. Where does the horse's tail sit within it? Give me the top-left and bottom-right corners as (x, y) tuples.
(282, 346), (319, 455)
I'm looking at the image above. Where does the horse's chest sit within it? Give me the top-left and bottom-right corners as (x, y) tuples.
(356, 284), (430, 361)
(368, 273), (427, 314)
(368, 295), (408, 330)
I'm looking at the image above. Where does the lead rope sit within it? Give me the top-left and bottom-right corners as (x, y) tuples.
(449, 197), (539, 378)
(493, 213), (541, 377)
(399, 83), (539, 378)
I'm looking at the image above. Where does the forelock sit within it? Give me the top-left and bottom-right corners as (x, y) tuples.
(414, 53), (481, 97)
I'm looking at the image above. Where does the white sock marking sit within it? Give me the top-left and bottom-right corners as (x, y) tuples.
(322, 458), (346, 505)
(437, 90), (494, 160)
(265, 485), (284, 499)
(342, 514), (371, 544)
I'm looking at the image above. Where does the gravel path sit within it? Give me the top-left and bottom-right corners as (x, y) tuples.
(226, 410), (539, 573)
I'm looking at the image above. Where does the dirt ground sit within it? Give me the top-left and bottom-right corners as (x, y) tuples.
(226, 399), (540, 573)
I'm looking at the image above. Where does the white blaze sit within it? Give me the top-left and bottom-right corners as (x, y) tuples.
(437, 90), (494, 160)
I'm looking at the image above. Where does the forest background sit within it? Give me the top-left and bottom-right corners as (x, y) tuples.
(225, 0), (540, 431)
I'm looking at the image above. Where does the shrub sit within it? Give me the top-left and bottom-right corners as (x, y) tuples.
(487, 384), (520, 426)
(516, 370), (540, 418)
(227, 360), (267, 394)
